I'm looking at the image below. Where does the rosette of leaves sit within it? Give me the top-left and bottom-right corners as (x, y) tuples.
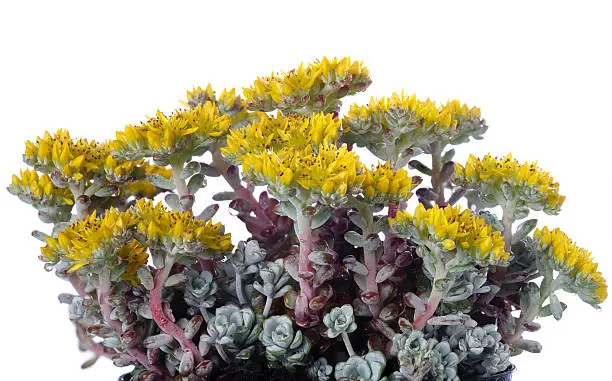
(226, 240), (267, 305)
(307, 357), (333, 381)
(183, 269), (218, 316)
(393, 331), (459, 381)
(324, 304), (358, 338)
(199, 304), (262, 362)
(254, 258), (293, 316)
(334, 351), (388, 381)
(259, 315), (311, 370)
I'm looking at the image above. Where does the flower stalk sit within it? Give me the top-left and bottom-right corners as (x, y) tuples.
(150, 255), (202, 364)
(293, 201), (316, 326)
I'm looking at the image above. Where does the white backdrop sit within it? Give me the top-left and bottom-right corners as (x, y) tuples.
(1, 1), (610, 379)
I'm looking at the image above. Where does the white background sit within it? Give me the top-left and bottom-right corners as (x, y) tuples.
(1, 1), (610, 379)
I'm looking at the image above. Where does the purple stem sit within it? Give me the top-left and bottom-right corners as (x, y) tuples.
(150, 259), (203, 364)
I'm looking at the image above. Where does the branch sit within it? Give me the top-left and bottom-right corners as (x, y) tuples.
(150, 256), (203, 363)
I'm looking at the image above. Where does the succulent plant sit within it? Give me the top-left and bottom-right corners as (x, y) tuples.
(334, 351), (387, 381)
(259, 315), (311, 370)
(253, 258), (293, 316)
(199, 304), (262, 362)
(184, 270), (218, 316)
(307, 357), (333, 381)
(9, 56), (606, 381)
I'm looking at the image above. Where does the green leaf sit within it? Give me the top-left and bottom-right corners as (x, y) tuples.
(312, 206), (332, 229)
(187, 174), (205, 194)
(549, 293), (563, 320)
(513, 219), (538, 244)
(180, 161), (201, 179)
(212, 191), (237, 201)
(344, 231), (363, 247)
(147, 174), (175, 190)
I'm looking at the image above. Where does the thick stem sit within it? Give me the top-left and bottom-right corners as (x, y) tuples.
(361, 207), (381, 317)
(99, 269), (167, 377)
(501, 202), (515, 252)
(69, 272), (86, 298)
(150, 256), (203, 363)
(171, 162), (191, 214)
(412, 288), (444, 330)
(263, 296), (274, 317)
(430, 142), (445, 206)
(341, 332), (356, 357)
(294, 205), (315, 326)
(211, 150), (273, 228)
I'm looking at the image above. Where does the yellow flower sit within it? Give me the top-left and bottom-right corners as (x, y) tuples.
(454, 153), (565, 214)
(132, 199), (233, 252)
(221, 112), (341, 162)
(40, 199), (232, 284)
(243, 56), (371, 113)
(360, 162), (418, 204)
(24, 130), (111, 182)
(112, 102), (231, 163)
(343, 91), (484, 163)
(182, 84), (216, 108)
(390, 204), (509, 265)
(534, 227), (607, 305)
(241, 143), (364, 205)
(8, 169), (73, 207)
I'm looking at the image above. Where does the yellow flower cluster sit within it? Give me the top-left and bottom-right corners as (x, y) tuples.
(342, 92), (484, 163)
(534, 227), (607, 305)
(390, 204), (510, 265)
(111, 102), (231, 163)
(221, 112), (341, 162)
(41, 199), (232, 284)
(8, 169), (74, 207)
(23, 129), (148, 185)
(454, 154), (565, 214)
(241, 144), (363, 204)
(243, 57), (371, 113)
(183, 85), (251, 128)
(361, 163), (418, 204)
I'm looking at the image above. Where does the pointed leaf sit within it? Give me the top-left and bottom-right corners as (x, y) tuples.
(147, 174), (175, 190)
(513, 219), (538, 244)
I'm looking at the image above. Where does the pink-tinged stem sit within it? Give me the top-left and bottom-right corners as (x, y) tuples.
(99, 270), (168, 377)
(412, 288), (443, 330)
(150, 258), (203, 364)
(69, 273), (86, 298)
(211, 150), (274, 228)
(295, 210), (315, 327)
(362, 209), (381, 317)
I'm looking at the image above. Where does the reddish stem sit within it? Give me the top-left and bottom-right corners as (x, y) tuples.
(69, 272), (86, 298)
(412, 288), (443, 330)
(150, 261), (203, 364)
(98, 271), (168, 377)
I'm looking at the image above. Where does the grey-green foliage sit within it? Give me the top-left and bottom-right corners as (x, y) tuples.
(259, 315), (311, 370)
(334, 351), (387, 381)
(443, 318), (511, 377)
(393, 331), (459, 381)
(199, 305), (262, 360)
(184, 270), (218, 315)
(323, 304), (358, 338)
(253, 258), (292, 299)
(307, 357), (333, 381)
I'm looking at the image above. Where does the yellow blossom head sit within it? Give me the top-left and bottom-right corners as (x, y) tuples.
(390, 204), (510, 266)
(343, 92), (485, 165)
(241, 144), (364, 206)
(8, 169), (73, 209)
(111, 102), (231, 164)
(360, 163), (419, 204)
(243, 56), (371, 114)
(221, 112), (341, 163)
(40, 200), (232, 284)
(454, 153), (565, 215)
(533, 227), (607, 306)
